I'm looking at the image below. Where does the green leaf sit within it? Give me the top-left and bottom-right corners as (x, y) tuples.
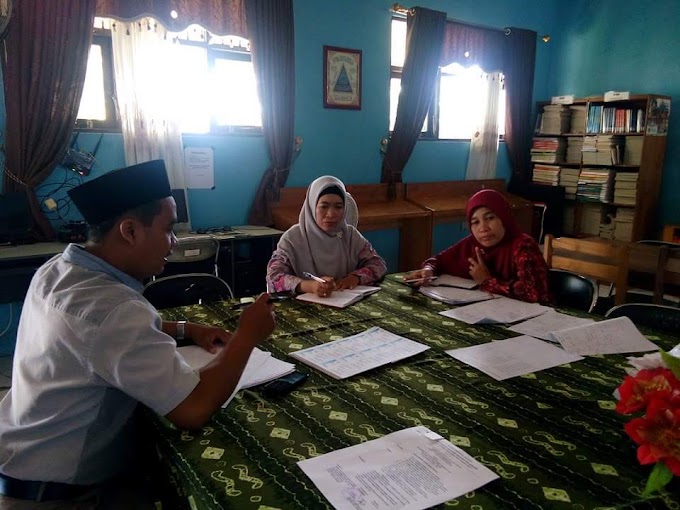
(642, 461), (673, 497)
(660, 350), (680, 380)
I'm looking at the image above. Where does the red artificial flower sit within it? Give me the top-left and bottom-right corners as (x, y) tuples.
(624, 394), (680, 476)
(616, 368), (680, 415)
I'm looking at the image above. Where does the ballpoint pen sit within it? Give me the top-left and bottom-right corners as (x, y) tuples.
(402, 276), (436, 284)
(302, 271), (327, 284)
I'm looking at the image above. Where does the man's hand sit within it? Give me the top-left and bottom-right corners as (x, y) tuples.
(189, 324), (232, 354)
(234, 293), (276, 345)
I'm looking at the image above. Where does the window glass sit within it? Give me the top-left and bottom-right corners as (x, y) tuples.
(77, 44), (107, 121)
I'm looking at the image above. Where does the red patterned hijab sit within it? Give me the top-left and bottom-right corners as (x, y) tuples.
(448, 189), (526, 280)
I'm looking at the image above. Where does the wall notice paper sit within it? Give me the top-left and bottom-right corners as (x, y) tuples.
(296, 286), (381, 308)
(549, 316), (659, 355)
(289, 326), (429, 379)
(178, 346), (295, 407)
(184, 147), (214, 189)
(439, 296), (551, 324)
(429, 274), (478, 289)
(446, 335), (584, 380)
(419, 286), (495, 305)
(298, 426), (499, 510)
(507, 311), (596, 341)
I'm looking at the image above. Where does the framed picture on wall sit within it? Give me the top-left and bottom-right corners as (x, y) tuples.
(323, 45), (362, 110)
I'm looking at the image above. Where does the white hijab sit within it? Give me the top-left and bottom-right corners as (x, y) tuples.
(276, 176), (365, 279)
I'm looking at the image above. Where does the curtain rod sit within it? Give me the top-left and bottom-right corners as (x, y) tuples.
(389, 3), (550, 42)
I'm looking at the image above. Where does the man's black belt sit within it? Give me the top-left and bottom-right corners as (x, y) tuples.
(0, 472), (95, 502)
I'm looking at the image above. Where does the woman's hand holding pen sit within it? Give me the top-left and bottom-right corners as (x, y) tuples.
(301, 271), (336, 297)
(468, 247), (491, 284)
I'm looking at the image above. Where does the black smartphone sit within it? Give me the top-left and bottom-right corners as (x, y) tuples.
(261, 371), (309, 397)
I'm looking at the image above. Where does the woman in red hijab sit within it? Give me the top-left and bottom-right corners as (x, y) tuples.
(406, 189), (551, 304)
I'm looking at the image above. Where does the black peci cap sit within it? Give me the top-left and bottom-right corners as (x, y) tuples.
(68, 160), (172, 224)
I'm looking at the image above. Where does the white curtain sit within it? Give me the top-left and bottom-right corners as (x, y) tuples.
(111, 19), (188, 197)
(465, 71), (502, 180)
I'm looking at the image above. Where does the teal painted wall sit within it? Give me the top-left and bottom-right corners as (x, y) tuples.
(0, 0), (562, 353)
(549, 0), (680, 231)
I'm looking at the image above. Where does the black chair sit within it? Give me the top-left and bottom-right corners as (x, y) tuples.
(143, 273), (233, 310)
(605, 303), (680, 333)
(548, 268), (597, 313)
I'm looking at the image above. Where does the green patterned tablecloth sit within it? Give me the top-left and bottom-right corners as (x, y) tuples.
(144, 276), (680, 509)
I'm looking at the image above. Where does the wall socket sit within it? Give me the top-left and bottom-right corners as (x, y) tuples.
(44, 198), (57, 211)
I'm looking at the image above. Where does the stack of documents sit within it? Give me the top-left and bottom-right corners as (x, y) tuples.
(427, 275), (477, 288)
(290, 326), (429, 379)
(419, 286), (495, 305)
(296, 286), (380, 308)
(298, 426), (499, 510)
(439, 296), (551, 324)
(178, 346), (296, 407)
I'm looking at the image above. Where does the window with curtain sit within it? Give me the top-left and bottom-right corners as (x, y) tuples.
(389, 17), (506, 139)
(76, 18), (261, 134)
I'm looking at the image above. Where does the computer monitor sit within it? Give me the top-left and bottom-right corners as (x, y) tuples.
(0, 192), (35, 244)
(171, 188), (191, 232)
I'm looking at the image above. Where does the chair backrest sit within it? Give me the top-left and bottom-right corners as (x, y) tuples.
(605, 303), (680, 333)
(543, 235), (630, 305)
(143, 273), (233, 310)
(161, 236), (220, 278)
(345, 192), (359, 228)
(548, 269), (597, 312)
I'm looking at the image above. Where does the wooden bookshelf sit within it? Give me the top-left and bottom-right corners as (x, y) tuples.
(531, 94), (670, 241)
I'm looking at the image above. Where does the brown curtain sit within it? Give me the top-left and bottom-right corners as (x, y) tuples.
(1, 0), (95, 240)
(440, 21), (505, 72)
(502, 27), (537, 192)
(245, 0), (295, 226)
(95, 0), (247, 37)
(380, 7), (446, 194)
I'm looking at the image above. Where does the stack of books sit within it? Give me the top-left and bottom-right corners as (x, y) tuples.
(532, 164), (560, 186)
(540, 105), (572, 134)
(531, 137), (566, 163)
(566, 138), (583, 163)
(569, 105), (587, 134)
(580, 203), (606, 236)
(581, 136), (598, 164)
(624, 137), (643, 165)
(613, 172), (638, 205)
(614, 209), (635, 241)
(559, 168), (580, 199)
(577, 168), (614, 203)
(598, 135), (625, 165)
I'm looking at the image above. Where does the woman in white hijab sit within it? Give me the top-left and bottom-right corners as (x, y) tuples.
(266, 176), (387, 297)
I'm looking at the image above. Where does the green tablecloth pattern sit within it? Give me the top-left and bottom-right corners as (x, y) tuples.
(144, 276), (680, 509)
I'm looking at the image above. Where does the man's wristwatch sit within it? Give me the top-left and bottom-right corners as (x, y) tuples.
(176, 320), (187, 341)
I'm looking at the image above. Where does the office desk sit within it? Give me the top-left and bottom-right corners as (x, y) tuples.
(405, 180), (534, 246)
(146, 277), (679, 509)
(271, 184), (432, 272)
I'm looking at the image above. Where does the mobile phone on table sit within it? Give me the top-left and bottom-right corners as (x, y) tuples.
(267, 292), (291, 303)
(260, 371), (309, 397)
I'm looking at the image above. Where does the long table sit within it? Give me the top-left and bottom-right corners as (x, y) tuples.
(145, 277), (679, 509)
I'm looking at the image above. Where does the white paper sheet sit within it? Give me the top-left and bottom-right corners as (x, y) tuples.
(439, 296), (551, 324)
(289, 326), (429, 379)
(550, 316), (659, 355)
(296, 286), (381, 308)
(507, 311), (596, 341)
(298, 426), (499, 510)
(445, 335), (584, 380)
(178, 346), (296, 407)
(184, 147), (214, 189)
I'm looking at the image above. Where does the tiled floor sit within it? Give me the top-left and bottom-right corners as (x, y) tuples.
(0, 355), (12, 400)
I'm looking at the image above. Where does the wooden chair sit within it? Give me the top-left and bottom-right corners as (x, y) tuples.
(543, 235), (630, 306)
(548, 269), (598, 313)
(626, 240), (680, 306)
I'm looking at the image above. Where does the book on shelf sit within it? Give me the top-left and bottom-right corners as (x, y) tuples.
(296, 286), (381, 308)
(623, 137), (643, 165)
(539, 104), (571, 134)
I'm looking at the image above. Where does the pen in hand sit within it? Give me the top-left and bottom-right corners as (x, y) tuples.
(402, 276), (436, 284)
(303, 271), (327, 284)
